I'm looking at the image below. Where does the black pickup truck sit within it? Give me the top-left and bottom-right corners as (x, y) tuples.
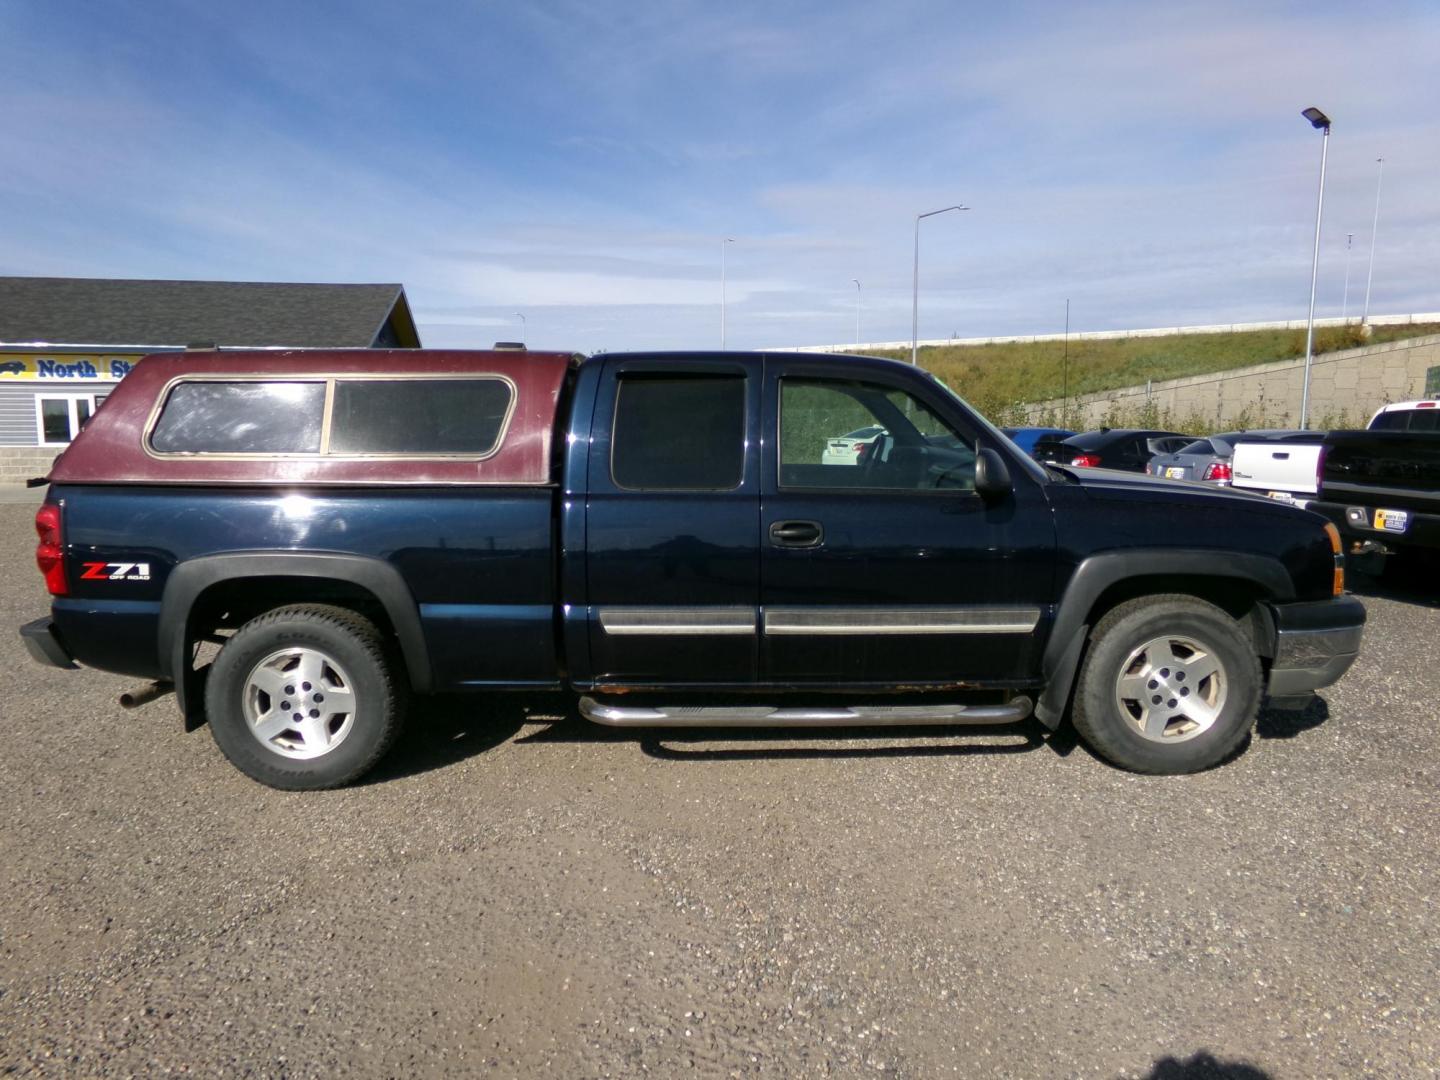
(20, 348), (1365, 789)
(1304, 401), (1440, 572)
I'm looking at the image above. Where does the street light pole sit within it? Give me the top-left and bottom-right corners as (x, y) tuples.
(720, 238), (734, 349)
(1299, 107), (1331, 431)
(1362, 157), (1384, 327)
(852, 279), (861, 348)
(1342, 233), (1354, 322)
(1062, 298), (1070, 425)
(911, 205), (968, 364)
(512, 311), (525, 334)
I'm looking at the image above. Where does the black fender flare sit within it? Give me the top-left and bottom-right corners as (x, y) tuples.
(159, 552), (433, 717)
(1033, 549), (1293, 729)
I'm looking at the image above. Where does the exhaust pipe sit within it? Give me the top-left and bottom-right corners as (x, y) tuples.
(119, 681), (175, 710)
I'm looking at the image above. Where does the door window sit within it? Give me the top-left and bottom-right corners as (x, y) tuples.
(36, 394), (97, 446)
(779, 378), (975, 490)
(610, 374), (746, 490)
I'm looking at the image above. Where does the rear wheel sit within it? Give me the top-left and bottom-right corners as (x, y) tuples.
(1071, 595), (1261, 774)
(205, 604), (406, 790)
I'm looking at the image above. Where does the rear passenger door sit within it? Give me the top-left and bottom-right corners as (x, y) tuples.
(583, 357), (762, 687)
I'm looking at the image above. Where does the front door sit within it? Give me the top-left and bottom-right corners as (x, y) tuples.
(759, 359), (1056, 687)
(584, 356), (761, 687)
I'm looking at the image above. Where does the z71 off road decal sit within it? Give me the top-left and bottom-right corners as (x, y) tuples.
(80, 562), (151, 581)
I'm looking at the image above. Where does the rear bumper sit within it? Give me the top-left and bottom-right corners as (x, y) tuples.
(19, 616), (78, 670)
(1309, 499), (1440, 555)
(1266, 596), (1365, 697)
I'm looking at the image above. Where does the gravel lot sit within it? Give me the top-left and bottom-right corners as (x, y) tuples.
(0, 493), (1436, 1078)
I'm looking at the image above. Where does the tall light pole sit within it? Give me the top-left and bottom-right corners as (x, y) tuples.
(911, 205), (968, 364)
(1062, 298), (1071, 425)
(512, 311), (525, 334)
(1362, 157), (1384, 327)
(1299, 107), (1331, 430)
(1342, 233), (1354, 321)
(852, 279), (861, 348)
(720, 237), (734, 349)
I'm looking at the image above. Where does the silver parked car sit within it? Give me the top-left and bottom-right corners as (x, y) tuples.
(1147, 430), (1315, 485)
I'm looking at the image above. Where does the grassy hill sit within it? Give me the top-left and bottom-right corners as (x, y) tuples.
(869, 322), (1440, 426)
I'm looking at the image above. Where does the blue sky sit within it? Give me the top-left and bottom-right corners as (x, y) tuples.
(2, 0), (1436, 352)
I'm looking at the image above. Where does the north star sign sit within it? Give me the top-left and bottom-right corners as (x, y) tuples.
(0, 355), (135, 381)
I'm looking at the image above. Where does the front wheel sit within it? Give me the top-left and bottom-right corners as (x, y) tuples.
(205, 604), (407, 790)
(1071, 595), (1262, 774)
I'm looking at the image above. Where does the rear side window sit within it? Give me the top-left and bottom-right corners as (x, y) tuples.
(611, 374), (745, 490)
(150, 376), (516, 457)
(329, 378), (513, 455)
(151, 381), (325, 454)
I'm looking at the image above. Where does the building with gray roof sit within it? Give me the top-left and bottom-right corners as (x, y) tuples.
(0, 277), (419, 467)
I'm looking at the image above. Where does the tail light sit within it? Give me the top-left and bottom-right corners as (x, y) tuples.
(35, 503), (67, 596)
(1202, 462), (1233, 482)
(1070, 453), (1101, 467)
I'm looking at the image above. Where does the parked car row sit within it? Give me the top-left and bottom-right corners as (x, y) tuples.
(1150, 430), (1323, 486)
(1007, 427), (1195, 474)
(1002, 426), (1328, 487)
(1006, 401), (1440, 577)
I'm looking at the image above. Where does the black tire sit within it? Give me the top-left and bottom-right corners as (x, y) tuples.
(205, 604), (407, 790)
(1071, 595), (1262, 775)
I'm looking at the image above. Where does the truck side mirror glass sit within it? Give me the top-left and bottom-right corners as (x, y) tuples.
(975, 448), (1012, 500)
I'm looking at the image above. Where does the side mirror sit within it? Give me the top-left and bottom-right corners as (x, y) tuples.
(975, 448), (1012, 500)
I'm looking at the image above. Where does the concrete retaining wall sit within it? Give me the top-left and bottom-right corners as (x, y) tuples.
(1021, 334), (1440, 428)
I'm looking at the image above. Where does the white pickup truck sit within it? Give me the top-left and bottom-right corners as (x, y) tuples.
(1231, 401), (1440, 507)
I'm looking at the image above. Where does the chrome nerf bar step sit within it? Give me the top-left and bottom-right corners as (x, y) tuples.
(578, 695), (1033, 728)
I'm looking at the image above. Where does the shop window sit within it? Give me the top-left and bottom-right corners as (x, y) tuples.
(35, 394), (97, 446)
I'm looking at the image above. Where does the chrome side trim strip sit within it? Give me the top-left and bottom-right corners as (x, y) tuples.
(599, 607), (757, 636)
(580, 695), (1035, 727)
(763, 607), (1040, 635)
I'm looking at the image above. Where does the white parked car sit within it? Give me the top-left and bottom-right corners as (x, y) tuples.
(822, 425), (887, 465)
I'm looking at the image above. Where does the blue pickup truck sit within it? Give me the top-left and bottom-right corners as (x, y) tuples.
(20, 348), (1364, 788)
